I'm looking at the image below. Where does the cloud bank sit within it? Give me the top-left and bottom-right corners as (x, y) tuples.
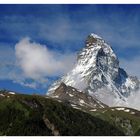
(94, 87), (140, 111)
(120, 56), (140, 79)
(126, 90), (140, 110)
(15, 37), (76, 81)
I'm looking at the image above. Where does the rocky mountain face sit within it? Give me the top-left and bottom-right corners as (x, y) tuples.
(47, 33), (140, 107)
(49, 82), (107, 112)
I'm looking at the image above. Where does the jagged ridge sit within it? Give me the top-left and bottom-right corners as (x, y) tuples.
(49, 82), (107, 111)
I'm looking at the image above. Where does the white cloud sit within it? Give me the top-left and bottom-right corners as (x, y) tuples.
(127, 90), (140, 110)
(15, 37), (76, 80)
(120, 56), (140, 79)
(92, 87), (140, 111)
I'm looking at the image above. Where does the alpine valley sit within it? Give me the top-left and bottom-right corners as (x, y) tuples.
(0, 33), (140, 136)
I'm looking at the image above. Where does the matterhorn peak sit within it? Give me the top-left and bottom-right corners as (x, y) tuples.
(89, 33), (103, 40)
(47, 33), (140, 107)
(85, 33), (104, 48)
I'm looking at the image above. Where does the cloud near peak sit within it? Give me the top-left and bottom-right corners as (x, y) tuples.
(15, 37), (76, 80)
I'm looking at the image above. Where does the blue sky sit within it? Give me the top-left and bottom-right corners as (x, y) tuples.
(0, 4), (140, 95)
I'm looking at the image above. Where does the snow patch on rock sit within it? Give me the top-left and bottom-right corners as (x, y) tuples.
(51, 95), (59, 98)
(9, 92), (15, 95)
(69, 94), (74, 97)
(73, 106), (81, 110)
(124, 109), (130, 112)
(116, 108), (125, 111)
(90, 109), (97, 112)
(0, 94), (5, 97)
(79, 99), (85, 104)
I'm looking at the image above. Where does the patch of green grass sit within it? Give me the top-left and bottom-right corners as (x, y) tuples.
(0, 92), (124, 136)
(89, 108), (140, 135)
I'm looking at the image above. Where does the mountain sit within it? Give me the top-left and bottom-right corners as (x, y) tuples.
(47, 33), (140, 107)
(0, 33), (140, 136)
(0, 90), (125, 136)
(1, 90), (140, 136)
(49, 82), (107, 112)
(48, 83), (140, 135)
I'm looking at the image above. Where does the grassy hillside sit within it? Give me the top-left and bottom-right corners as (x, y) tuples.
(89, 107), (140, 136)
(0, 91), (124, 136)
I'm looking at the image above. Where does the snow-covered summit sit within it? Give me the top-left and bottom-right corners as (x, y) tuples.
(90, 33), (103, 40)
(47, 33), (140, 107)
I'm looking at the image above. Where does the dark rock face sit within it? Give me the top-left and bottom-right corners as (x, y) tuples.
(49, 82), (107, 111)
(86, 35), (98, 45)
